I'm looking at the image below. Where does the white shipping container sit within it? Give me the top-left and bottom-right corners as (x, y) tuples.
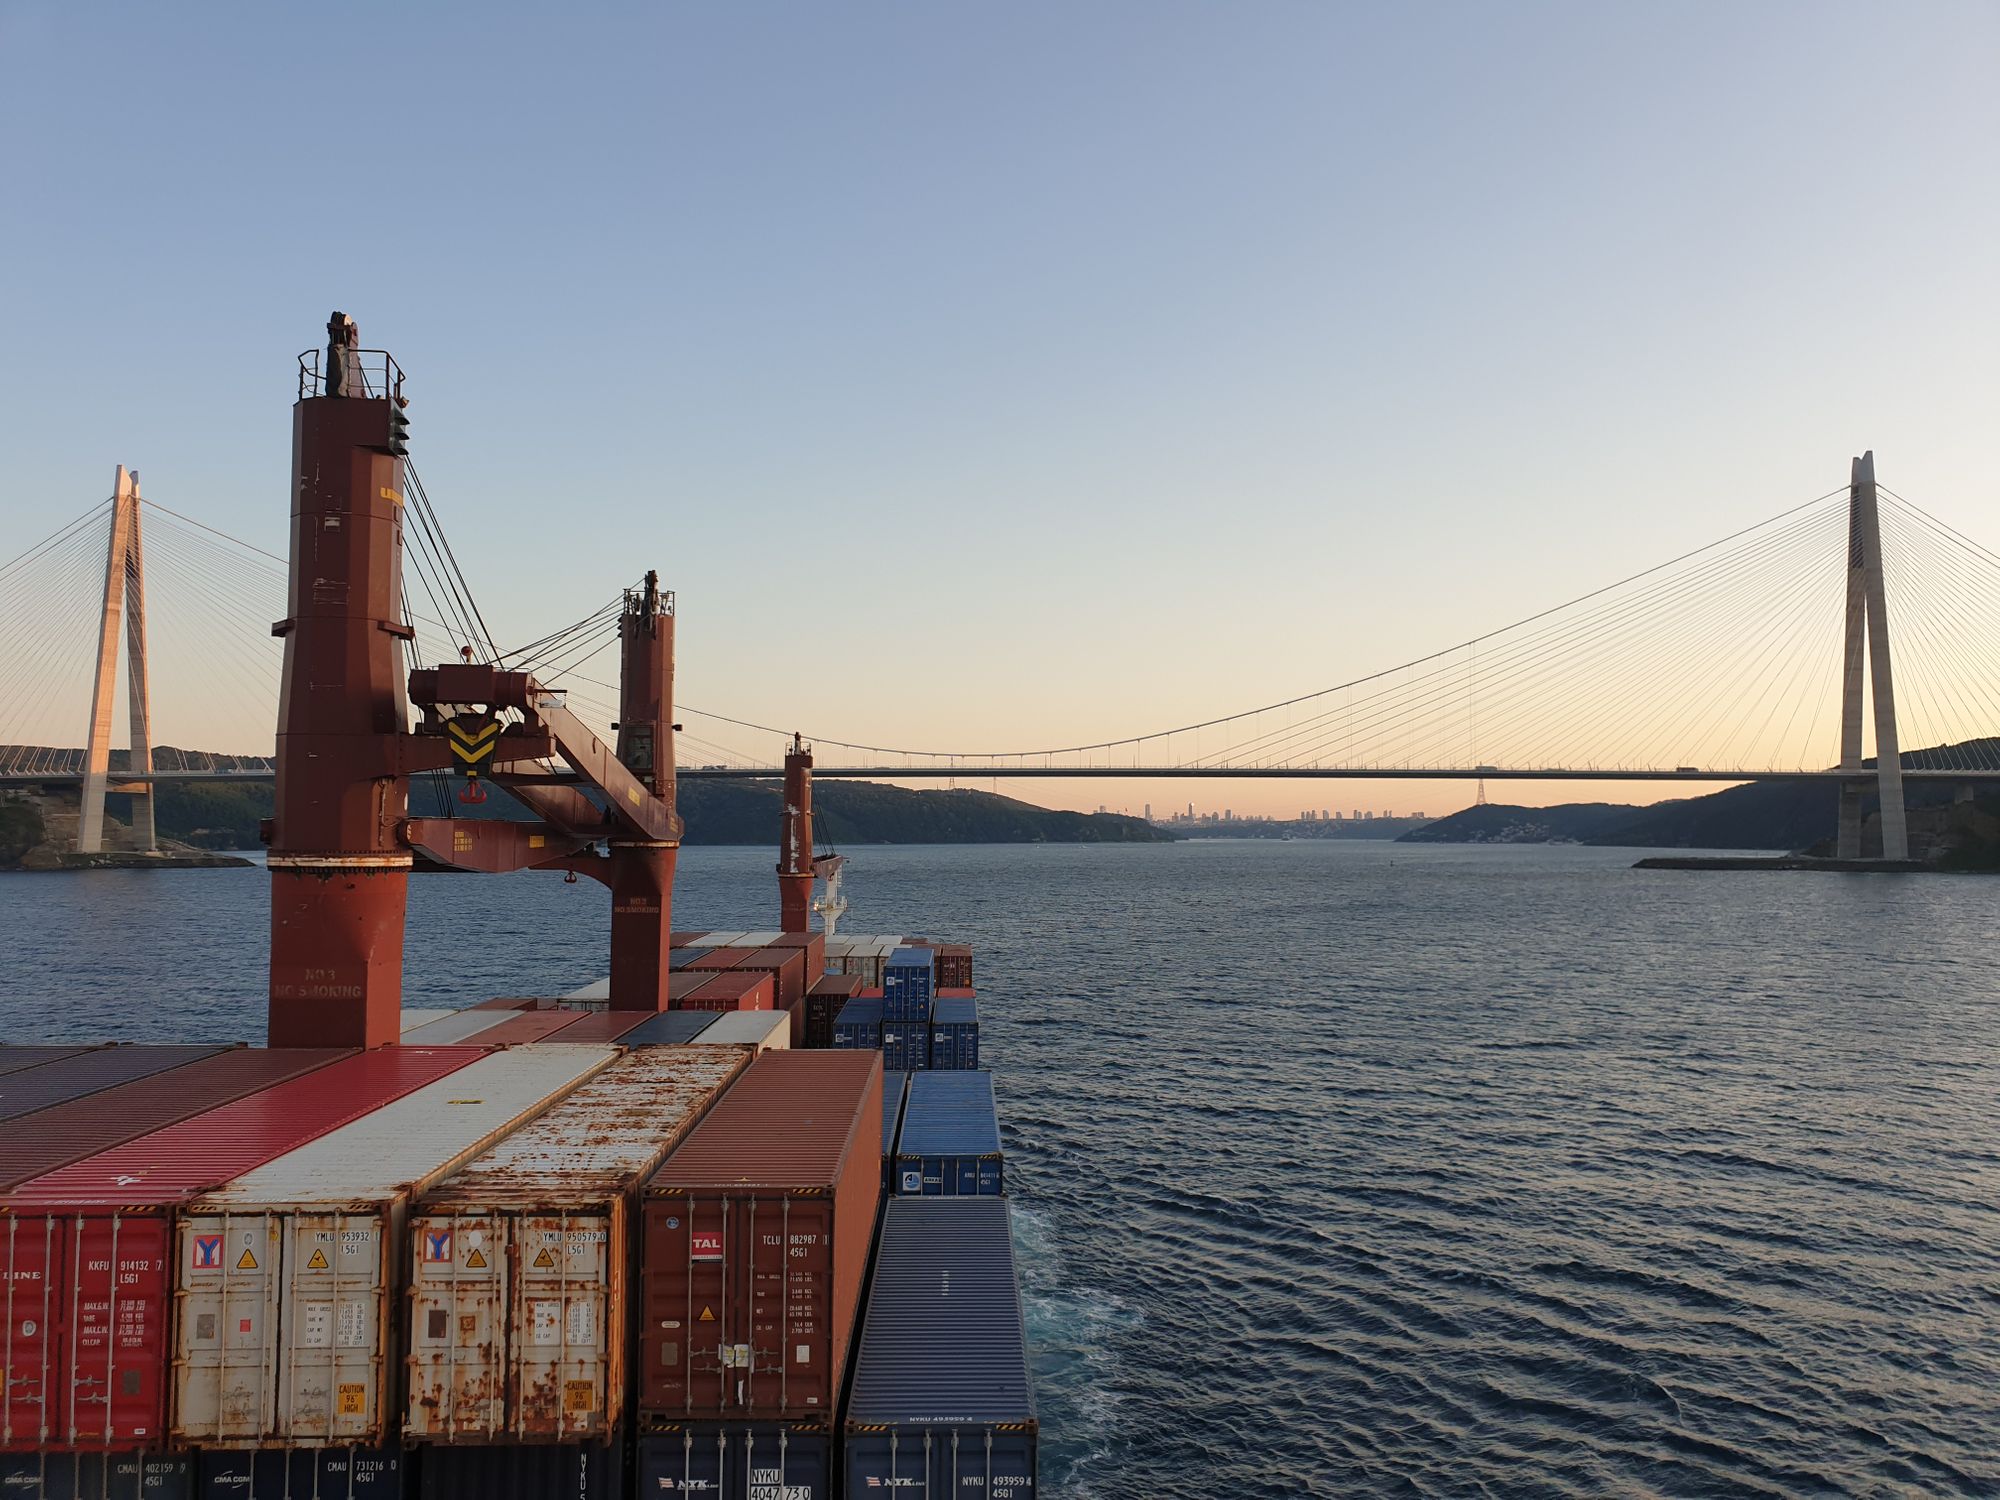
(733, 931), (783, 948)
(404, 1047), (751, 1442)
(691, 1011), (790, 1051)
(173, 1046), (617, 1448)
(561, 977), (610, 1002)
(697, 931), (749, 949)
(400, 1008), (459, 1032)
(400, 1009), (518, 1045)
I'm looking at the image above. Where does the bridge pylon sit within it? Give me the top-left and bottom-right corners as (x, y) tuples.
(1836, 450), (1908, 860)
(77, 465), (154, 854)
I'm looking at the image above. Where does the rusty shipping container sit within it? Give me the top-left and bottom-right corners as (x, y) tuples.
(640, 1050), (883, 1426)
(0, 1044), (231, 1126)
(0, 1047), (348, 1193)
(681, 973), (774, 1015)
(404, 1047), (751, 1445)
(171, 1046), (617, 1450)
(0, 1048), (484, 1452)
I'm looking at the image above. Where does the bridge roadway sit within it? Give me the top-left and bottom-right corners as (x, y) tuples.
(8, 767), (2000, 785)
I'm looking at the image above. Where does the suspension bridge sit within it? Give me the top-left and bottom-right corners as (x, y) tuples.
(5, 452), (2000, 865)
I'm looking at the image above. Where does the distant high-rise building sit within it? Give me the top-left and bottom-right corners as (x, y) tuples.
(1225, 808), (1233, 821)
(1144, 803), (1152, 820)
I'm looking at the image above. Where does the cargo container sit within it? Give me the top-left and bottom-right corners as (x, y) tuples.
(405, 1047), (749, 1445)
(831, 997), (882, 1051)
(682, 949), (752, 974)
(0, 1045), (100, 1077)
(0, 1048), (348, 1193)
(844, 1200), (1036, 1498)
(929, 995), (980, 1071)
(0, 1449), (193, 1499)
(804, 975), (862, 1050)
(882, 949), (935, 1025)
(669, 931), (711, 946)
(734, 947), (807, 1012)
(195, 1444), (401, 1497)
(667, 946), (713, 970)
(618, 1012), (719, 1046)
(468, 997), (542, 1012)
(640, 1051), (882, 1424)
(936, 944), (974, 990)
(0, 1048), (485, 1452)
(399, 1009), (458, 1033)
(416, 1438), (620, 1499)
(681, 972), (775, 1015)
(733, 932), (782, 949)
(881, 1017), (929, 1074)
(531, 1009), (659, 1044)
(695, 931), (749, 950)
(560, 978), (610, 1004)
(895, 1072), (1004, 1197)
(456, 1010), (586, 1045)
(171, 1046), (617, 1450)
(780, 995), (807, 1049)
(637, 1424), (832, 1499)
(763, 930), (828, 977)
(691, 1011), (789, 1052)
(398, 1010), (520, 1046)
(881, 1072), (911, 1190)
(0, 1045), (230, 1126)
(669, 972), (713, 1007)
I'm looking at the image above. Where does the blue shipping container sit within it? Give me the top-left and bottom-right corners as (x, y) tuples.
(417, 1441), (620, 1500)
(0, 1452), (191, 1500)
(844, 1199), (1036, 1498)
(833, 995), (883, 1050)
(929, 995), (980, 1070)
(881, 1070), (911, 1188)
(197, 1446), (400, 1499)
(668, 945), (714, 971)
(895, 1071), (1004, 1196)
(881, 1019), (930, 1073)
(882, 947), (936, 1024)
(638, 1426), (833, 1500)
(620, 1010), (720, 1045)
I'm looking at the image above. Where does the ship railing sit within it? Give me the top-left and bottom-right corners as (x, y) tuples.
(296, 348), (406, 401)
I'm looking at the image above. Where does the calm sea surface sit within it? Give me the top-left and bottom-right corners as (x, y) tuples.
(2, 841), (1996, 1497)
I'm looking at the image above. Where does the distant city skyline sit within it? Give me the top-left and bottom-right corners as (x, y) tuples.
(2, 3), (1994, 816)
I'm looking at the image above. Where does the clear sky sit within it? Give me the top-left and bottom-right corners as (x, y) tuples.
(3, 2), (1995, 817)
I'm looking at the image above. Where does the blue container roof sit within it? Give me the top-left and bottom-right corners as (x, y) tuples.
(898, 1070), (1000, 1157)
(836, 996), (883, 1025)
(931, 996), (978, 1026)
(885, 948), (933, 971)
(881, 1071), (910, 1154)
(845, 1199), (1034, 1426)
(620, 1010), (718, 1045)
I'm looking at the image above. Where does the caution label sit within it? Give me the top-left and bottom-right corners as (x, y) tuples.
(447, 715), (502, 771)
(337, 1384), (367, 1415)
(532, 1248), (557, 1269)
(564, 1380), (595, 1414)
(465, 1248), (487, 1270)
(235, 1247), (259, 1272)
(698, 1306), (715, 1323)
(306, 1248), (330, 1271)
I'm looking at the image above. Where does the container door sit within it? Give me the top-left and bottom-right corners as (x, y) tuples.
(976, 1158), (1004, 1196)
(510, 1210), (613, 1440)
(741, 1196), (835, 1418)
(405, 1212), (506, 1440)
(0, 1213), (61, 1448)
(72, 1213), (174, 1447)
(640, 1193), (731, 1417)
(279, 1210), (390, 1444)
(945, 1427), (1036, 1499)
(174, 1213), (283, 1444)
(846, 1429), (935, 1498)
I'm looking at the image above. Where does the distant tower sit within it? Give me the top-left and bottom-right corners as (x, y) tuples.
(77, 465), (155, 854)
(1475, 777), (1488, 807)
(1835, 451), (1908, 860)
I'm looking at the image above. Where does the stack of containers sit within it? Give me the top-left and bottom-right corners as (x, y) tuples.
(170, 1046), (619, 1488)
(637, 1052), (883, 1496)
(880, 1013), (929, 1074)
(935, 944), (974, 990)
(461, 1010), (588, 1045)
(681, 950), (751, 979)
(535, 1009), (662, 1044)
(732, 948), (808, 1041)
(400, 1010), (523, 1046)
(688, 1011), (789, 1052)
(928, 995), (981, 1070)
(880, 1072), (911, 1190)
(894, 1072), (1005, 1197)
(667, 946), (714, 971)
(842, 1199), (1036, 1495)
(831, 996), (882, 1052)
(805, 975), (863, 1049)
(764, 929), (827, 976)
(0, 1048), (487, 1485)
(404, 1047), (751, 1499)
(881, 948), (936, 1074)
(680, 972), (775, 1014)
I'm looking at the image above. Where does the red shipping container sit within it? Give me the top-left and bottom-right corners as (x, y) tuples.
(0, 1044), (232, 1127)
(938, 987), (976, 1000)
(0, 1046), (101, 1078)
(0, 1047), (483, 1451)
(670, 931), (709, 947)
(0, 1048), (349, 1192)
(669, 972), (713, 1006)
(467, 1010), (587, 1045)
(542, 1009), (662, 1044)
(736, 948), (807, 1011)
(639, 1051), (882, 1426)
(683, 949), (752, 973)
(764, 931), (828, 974)
(805, 976), (864, 1051)
(679, 973), (775, 1015)
(937, 944), (973, 990)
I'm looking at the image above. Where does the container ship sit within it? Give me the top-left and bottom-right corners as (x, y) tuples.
(0, 318), (1035, 1500)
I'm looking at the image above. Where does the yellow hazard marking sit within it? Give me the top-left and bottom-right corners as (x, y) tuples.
(380, 487), (402, 504)
(235, 1248), (259, 1271)
(564, 1380), (595, 1413)
(465, 1248), (487, 1269)
(529, 834), (544, 849)
(533, 1248), (556, 1269)
(306, 1248), (330, 1270)
(626, 787), (641, 805)
(337, 1384), (366, 1415)
(698, 1306), (715, 1323)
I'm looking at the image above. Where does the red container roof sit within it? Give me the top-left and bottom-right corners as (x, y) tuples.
(686, 971), (774, 1003)
(809, 974), (865, 998)
(649, 1050), (881, 1192)
(0, 1045), (102, 1078)
(3, 1047), (485, 1207)
(683, 949), (752, 972)
(0, 1044), (233, 1125)
(541, 1009), (659, 1044)
(0, 1048), (351, 1192)
(470, 1010), (587, 1044)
